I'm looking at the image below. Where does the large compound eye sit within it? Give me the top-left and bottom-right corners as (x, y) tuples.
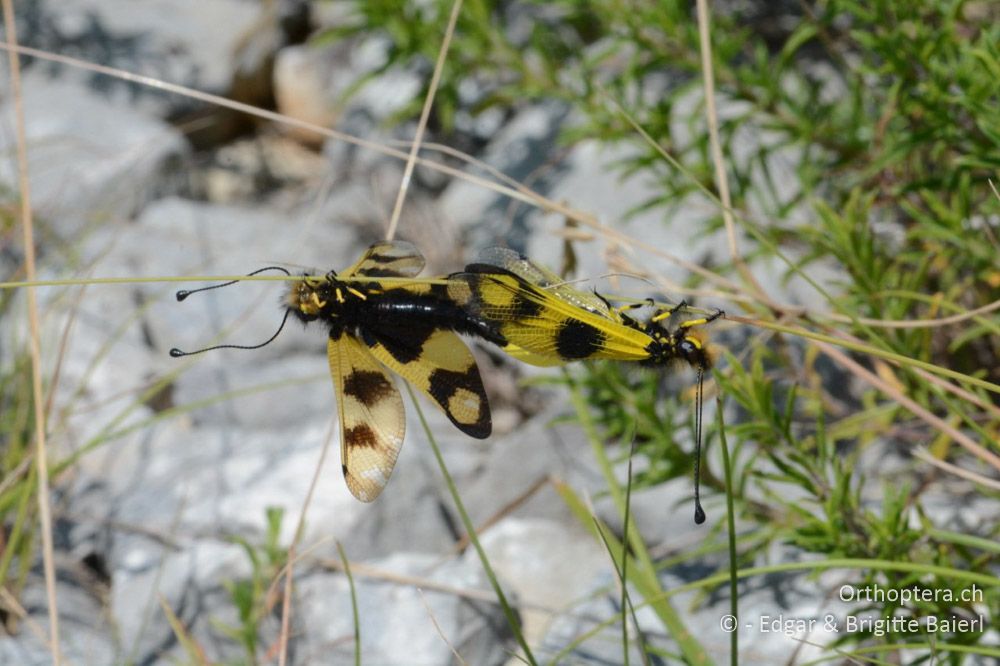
(679, 338), (697, 357)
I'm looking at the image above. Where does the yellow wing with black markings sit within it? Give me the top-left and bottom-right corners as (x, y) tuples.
(456, 248), (719, 525)
(475, 247), (616, 317)
(341, 240), (491, 438)
(342, 239), (426, 279)
(457, 263), (654, 366)
(331, 240), (491, 501)
(175, 238), (495, 504)
(329, 332), (405, 502)
(364, 328), (491, 438)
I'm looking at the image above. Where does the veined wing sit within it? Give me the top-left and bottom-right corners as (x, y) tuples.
(342, 240), (425, 279)
(474, 247), (615, 317)
(329, 333), (405, 502)
(362, 326), (491, 439)
(458, 267), (653, 365)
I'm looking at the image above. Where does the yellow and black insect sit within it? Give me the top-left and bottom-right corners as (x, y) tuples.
(452, 247), (722, 523)
(171, 241), (502, 502)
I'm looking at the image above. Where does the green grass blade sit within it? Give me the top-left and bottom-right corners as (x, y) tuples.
(717, 399), (739, 666)
(336, 541), (361, 666)
(554, 481), (712, 665)
(406, 385), (537, 666)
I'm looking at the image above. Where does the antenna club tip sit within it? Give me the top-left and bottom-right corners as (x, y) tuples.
(694, 504), (706, 525)
(176, 290), (190, 301)
(169, 348), (185, 358)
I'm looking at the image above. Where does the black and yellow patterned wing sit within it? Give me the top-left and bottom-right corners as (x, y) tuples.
(362, 326), (491, 438)
(341, 239), (425, 279)
(457, 263), (654, 366)
(329, 332), (406, 502)
(475, 247), (615, 317)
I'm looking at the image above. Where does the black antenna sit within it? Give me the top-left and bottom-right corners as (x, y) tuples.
(169, 267), (293, 358)
(175, 266), (290, 301)
(692, 366), (707, 525)
(169, 309), (292, 357)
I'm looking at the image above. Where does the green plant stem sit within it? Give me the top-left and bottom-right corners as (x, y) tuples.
(718, 399), (739, 666)
(564, 376), (712, 665)
(407, 385), (537, 666)
(336, 541), (361, 666)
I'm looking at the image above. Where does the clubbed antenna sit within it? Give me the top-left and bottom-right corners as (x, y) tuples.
(169, 267), (292, 358)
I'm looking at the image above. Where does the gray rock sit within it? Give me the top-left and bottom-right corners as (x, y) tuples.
(691, 565), (851, 665)
(21, 0), (311, 124)
(0, 72), (187, 239)
(0, 639), (52, 666)
(298, 551), (511, 665)
(473, 517), (609, 648)
(457, 408), (608, 526)
(109, 540), (249, 660)
(539, 571), (664, 665)
(0, 570), (117, 665)
(537, 550), (847, 664)
(289, 29), (424, 185)
(593, 476), (714, 553)
(438, 101), (571, 250)
(68, 196), (359, 367)
(196, 133), (333, 204)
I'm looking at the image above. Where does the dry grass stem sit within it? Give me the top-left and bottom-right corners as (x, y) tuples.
(385, 0), (464, 241)
(1, 4), (62, 662)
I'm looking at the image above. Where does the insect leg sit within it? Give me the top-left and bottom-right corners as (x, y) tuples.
(678, 308), (725, 330)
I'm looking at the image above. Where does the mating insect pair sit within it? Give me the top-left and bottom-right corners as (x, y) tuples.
(171, 241), (721, 521)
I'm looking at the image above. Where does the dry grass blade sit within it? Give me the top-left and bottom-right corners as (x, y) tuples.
(695, 0), (771, 308)
(0, 455), (33, 499)
(816, 341), (1000, 474)
(385, 0), (464, 241)
(418, 588), (469, 666)
(0, 39), (772, 302)
(318, 557), (603, 623)
(0, 41), (572, 229)
(725, 313), (1000, 396)
(1, 3), (62, 662)
(0, 586), (50, 647)
(820, 297), (1000, 329)
(911, 448), (1000, 491)
(158, 594), (209, 666)
(278, 419), (338, 666)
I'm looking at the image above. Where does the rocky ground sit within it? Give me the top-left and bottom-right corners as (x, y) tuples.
(1, 2), (959, 665)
